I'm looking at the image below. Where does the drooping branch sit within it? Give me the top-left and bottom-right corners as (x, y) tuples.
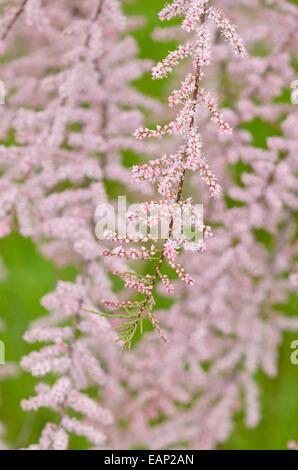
(100, 0), (247, 347)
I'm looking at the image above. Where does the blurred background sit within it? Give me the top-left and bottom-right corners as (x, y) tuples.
(0, 0), (298, 449)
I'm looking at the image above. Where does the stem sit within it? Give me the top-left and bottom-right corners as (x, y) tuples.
(136, 14), (207, 332)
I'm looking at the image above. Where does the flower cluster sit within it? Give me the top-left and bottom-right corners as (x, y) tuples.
(288, 441), (298, 451)
(0, 0), (158, 245)
(21, 281), (115, 449)
(101, 0), (246, 346)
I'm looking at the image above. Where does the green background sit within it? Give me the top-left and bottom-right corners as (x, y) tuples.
(0, 0), (297, 449)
